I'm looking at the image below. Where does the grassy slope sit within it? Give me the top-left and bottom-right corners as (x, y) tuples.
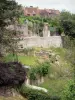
(18, 55), (38, 66)
(39, 78), (72, 97)
(38, 47), (73, 97)
(17, 47), (72, 98)
(4, 54), (38, 66)
(3, 47), (73, 98)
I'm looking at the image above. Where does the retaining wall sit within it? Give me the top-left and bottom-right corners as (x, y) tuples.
(19, 36), (62, 48)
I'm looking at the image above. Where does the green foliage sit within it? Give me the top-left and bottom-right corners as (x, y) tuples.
(62, 36), (75, 99)
(0, 0), (20, 26)
(63, 36), (75, 82)
(56, 26), (63, 35)
(0, 0), (22, 29)
(60, 11), (75, 38)
(62, 80), (75, 100)
(61, 20), (75, 37)
(18, 56), (37, 66)
(38, 61), (50, 77)
(4, 53), (38, 66)
(29, 61), (51, 81)
(60, 11), (72, 20)
(4, 53), (18, 62)
(19, 16), (60, 28)
(0, 0), (22, 56)
(19, 85), (61, 100)
(19, 15), (61, 37)
(40, 78), (72, 97)
(29, 68), (37, 80)
(66, 83), (75, 100)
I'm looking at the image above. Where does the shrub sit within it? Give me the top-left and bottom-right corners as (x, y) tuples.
(36, 61), (50, 77)
(29, 68), (37, 80)
(29, 61), (51, 81)
(62, 80), (75, 100)
(65, 84), (75, 100)
(0, 62), (26, 86)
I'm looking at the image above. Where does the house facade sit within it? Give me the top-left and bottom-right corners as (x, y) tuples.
(23, 6), (60, 17)
(24, 6), (39, 16)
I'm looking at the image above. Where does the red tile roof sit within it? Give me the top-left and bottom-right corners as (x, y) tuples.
(23, 6), (60, 17)
(24, 6), (39, 16)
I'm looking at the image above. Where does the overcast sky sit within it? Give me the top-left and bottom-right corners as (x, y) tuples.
(16, 0), (75, 13)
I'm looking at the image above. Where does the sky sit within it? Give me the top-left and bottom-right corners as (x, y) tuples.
(16, 0), (75, 13)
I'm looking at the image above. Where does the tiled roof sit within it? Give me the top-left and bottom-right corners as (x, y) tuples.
(23, 6), (60, 16)
(24, 7), (39, 16)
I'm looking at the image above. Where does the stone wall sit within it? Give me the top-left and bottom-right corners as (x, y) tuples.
(7, 24), (29, 37)
(18, 36), (62, 49)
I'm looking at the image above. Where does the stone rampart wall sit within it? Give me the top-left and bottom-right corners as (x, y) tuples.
(19, 36), (62, 48)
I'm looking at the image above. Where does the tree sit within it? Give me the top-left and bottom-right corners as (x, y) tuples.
(60, 11), (71, 20)
(61, 20), (75, 37)
(60, 11), (75, 38)
(0, 0), (22, 58)
(61, 12), (75, 100)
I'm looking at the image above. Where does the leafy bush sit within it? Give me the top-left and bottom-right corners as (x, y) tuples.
(37, 61), (50, 77)
(19, 85), (61, 100)
(29, 61), (51, 81)
(61, 80), (75, 100)
(0, 62), (26, 86)
(29, 68), (37, 80)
